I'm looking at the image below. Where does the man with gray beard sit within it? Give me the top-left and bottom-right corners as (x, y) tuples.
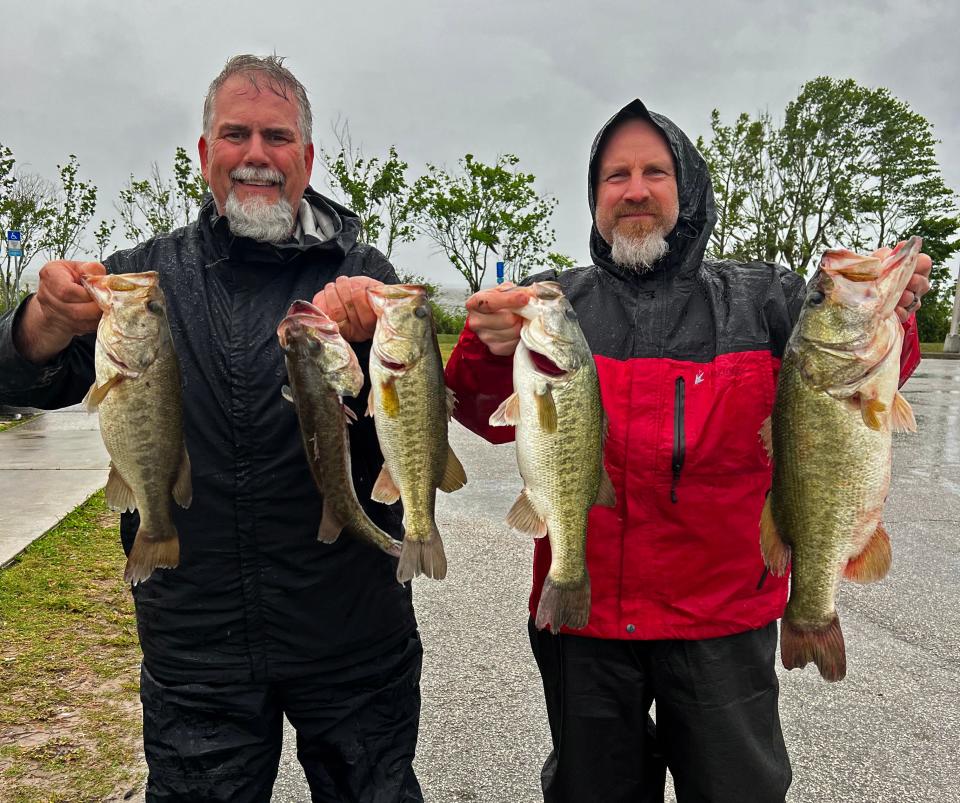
(0, 54), (422, 802)
(445, 99), (931, 802)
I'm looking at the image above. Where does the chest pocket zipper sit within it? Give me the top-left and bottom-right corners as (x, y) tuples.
(671, 376), (685, 503)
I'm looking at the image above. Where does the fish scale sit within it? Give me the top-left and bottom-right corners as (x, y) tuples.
(278, 301), (402, 557)
(490, 281), (615, 634)
(761, 238), (920, 682)
(83, 271), (191, 586)
(367, 284), (466, 583)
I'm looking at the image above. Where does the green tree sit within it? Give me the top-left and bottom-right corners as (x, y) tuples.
(40, 155), (99, 261)
(697, 110), (754, 259)
(117, 147), (206, 244)
(93, 218), (116, 262)
(0, 144), (56, 311)
(320, 121), (415, 260)
(701, 77), (958, 278)
(409, 153), (567, 293)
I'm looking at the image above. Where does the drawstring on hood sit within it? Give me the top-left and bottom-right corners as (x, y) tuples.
(588, 99), (717, 282)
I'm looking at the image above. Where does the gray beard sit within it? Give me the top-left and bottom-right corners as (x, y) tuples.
(224, 192), (295, 243)
(610, 229), (670, 273)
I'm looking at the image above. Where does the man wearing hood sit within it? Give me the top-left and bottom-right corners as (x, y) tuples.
(443, 101), (930, 801)
(0, 55), (422, 802)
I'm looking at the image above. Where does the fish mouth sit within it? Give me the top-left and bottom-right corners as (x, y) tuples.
(527, 349), (567, 378)
(103, 347), (142, 379)
(277, 301), (341, 348)
(373, 339), (413, 373)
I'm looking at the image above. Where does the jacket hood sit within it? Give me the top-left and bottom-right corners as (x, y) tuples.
(200, 186), (363, 264)
(588, 99), (716, 279)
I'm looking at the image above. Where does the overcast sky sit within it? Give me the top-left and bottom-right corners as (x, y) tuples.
(4, 0), (959, 291)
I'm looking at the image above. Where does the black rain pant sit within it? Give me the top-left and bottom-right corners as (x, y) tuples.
(528, 620), (791, 803)
(140, 632), (424, 803)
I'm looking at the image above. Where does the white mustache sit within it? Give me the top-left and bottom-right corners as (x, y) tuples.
(230, 166), (285, 186)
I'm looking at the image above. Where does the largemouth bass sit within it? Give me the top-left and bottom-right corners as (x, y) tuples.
(82, 272), (191, 585)
(490, 282), (615, 633)
(760, 238), (921, 681)
(277, 301), (401, 557)
(367, 284), (467, 582)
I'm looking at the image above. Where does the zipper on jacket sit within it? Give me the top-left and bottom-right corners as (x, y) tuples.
(671, 376), (685, 503)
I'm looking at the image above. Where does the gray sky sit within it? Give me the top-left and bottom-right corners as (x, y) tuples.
(4, 0), (959, 291)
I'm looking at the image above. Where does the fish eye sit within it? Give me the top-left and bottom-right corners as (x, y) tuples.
(414, 306), (429, 319)
(146, 300), (165, 315)
(564, 308), (578, 321)
(807, 290), (825, 306)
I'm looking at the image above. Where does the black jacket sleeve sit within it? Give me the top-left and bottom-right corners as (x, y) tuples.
(764, 265), (807, 357)
(0, 296), (95, 409)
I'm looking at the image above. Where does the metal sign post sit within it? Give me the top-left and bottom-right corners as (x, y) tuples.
(6, 230), (23, 258)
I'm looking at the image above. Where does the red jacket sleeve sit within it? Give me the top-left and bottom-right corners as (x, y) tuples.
(898, 313), (921, 387)
(444, 322), (517, 444)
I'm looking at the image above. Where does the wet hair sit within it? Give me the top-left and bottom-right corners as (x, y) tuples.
(202, 54), (313, 144)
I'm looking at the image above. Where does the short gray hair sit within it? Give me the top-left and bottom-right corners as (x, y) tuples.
(202, 54), (313, 144)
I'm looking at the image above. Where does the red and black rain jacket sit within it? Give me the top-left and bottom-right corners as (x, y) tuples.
(445, 100), (921, 641)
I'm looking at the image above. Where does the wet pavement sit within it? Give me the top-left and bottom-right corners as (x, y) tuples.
(273, 361), (960, 802)
(2, 361), (957, 801)
(0, 405), (109, 568)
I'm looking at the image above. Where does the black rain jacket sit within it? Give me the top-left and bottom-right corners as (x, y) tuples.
(0, 188), (416, 682)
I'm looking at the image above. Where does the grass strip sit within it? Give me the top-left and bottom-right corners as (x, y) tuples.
(0, 491), (144, 803)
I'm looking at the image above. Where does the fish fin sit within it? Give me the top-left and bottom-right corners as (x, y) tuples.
(366, 390), (375, 418)
(758, 417), (773, 460)
(843, 523), (891, 584)
(506, 488), (548, 538)
(489, 392), (520, 427)
(890, 392), (917, 433)
(317, 505), (343, 544)
(124, 526), (180, 586)
(281, 384), (295, 404)
(438, 446), (467, 492)
(104, 464), (137, 513)
(172, 447), (192, 508)
(396, 527), (447, 582)
(780, 615), (846, 682)
(535, 385), (557, 433)
(371, 465), (401, 505)
(860, 397), (887, 431)
(385, 539), (403, 559)
(341, 402), (358, 424)
(595, 466), (616, 508)
(759, 494), (791, 576)
(446, 386), (457, 419)
(535, 574), (591, 634)
(380, 378), (400, 418)
(83, 374), (123, 411)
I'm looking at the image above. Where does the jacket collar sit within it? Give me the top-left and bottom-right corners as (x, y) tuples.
(199, 186), (363, 265)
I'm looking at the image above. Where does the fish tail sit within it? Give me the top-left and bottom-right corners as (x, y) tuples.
(535, 574), (591, 634)
(780, 615), (846, 682)
(396, 526), (447, 583)
(350, 514), (404, 559)
(124, 525), (180, 586)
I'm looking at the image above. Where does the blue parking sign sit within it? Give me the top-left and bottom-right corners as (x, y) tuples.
(7, 231), (22, 242)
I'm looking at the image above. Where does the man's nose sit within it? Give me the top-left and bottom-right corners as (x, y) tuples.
(622, 174), (652, 203)
(243, 133), (270, 165)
